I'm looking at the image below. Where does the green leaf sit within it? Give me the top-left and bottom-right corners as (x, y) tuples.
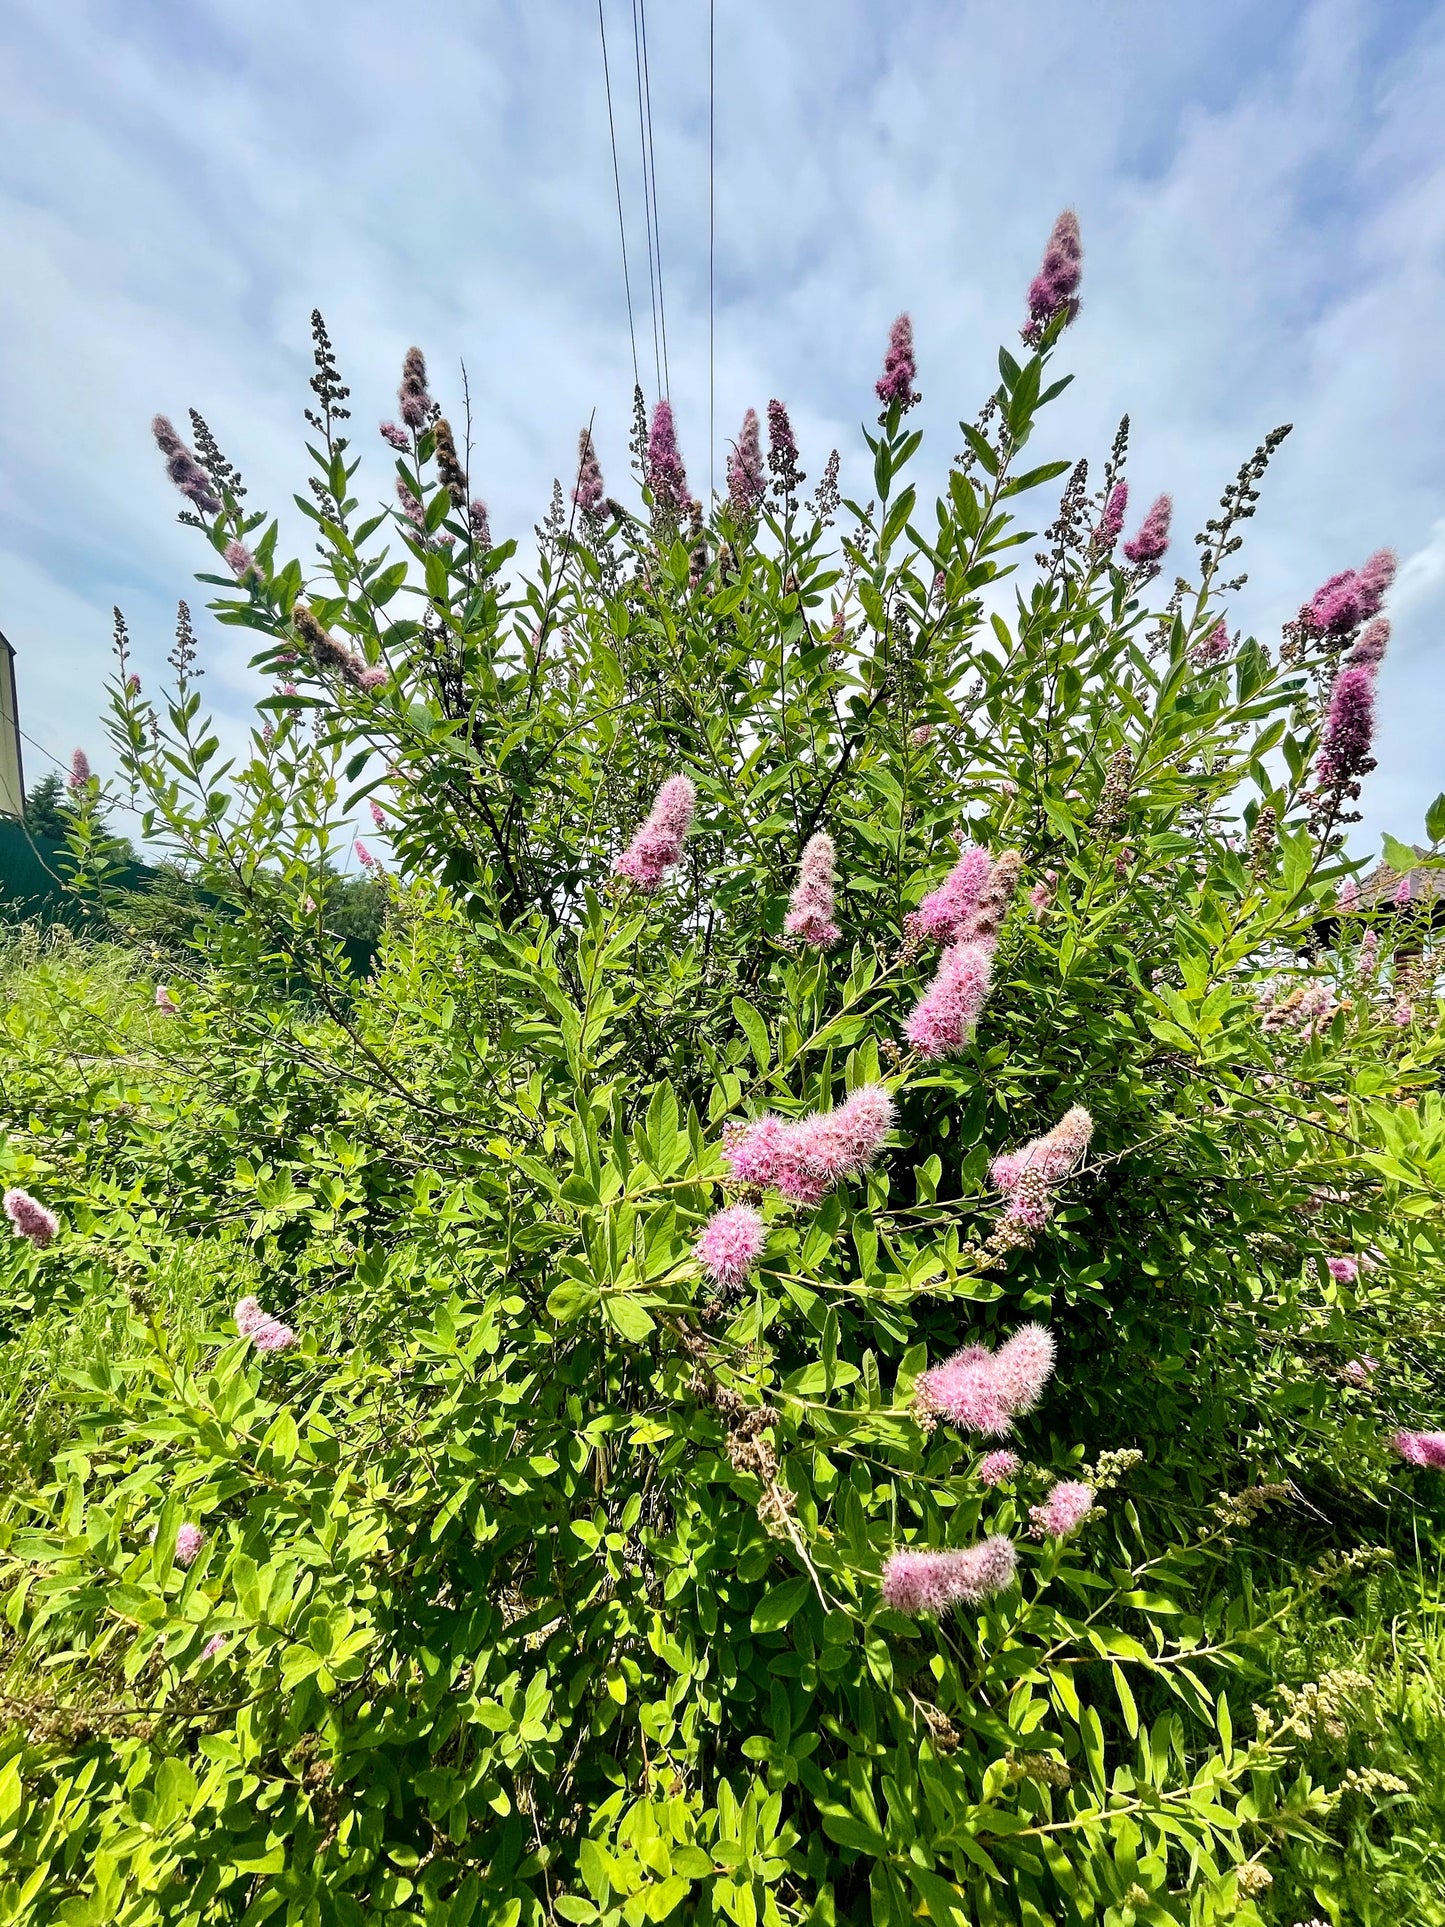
(732, 997), (770, 1074)
(604, 1294), (657, 1342)
(750, 1574), (810, 1633)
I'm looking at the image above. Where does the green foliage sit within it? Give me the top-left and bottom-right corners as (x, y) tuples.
(0, 295), (1441, 1926)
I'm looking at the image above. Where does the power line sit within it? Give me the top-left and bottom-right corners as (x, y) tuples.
(637, 0), (670, 399)
(629, 0), (662, 397)
(708, 0), (715, 499)
(597, 0), (640, 390)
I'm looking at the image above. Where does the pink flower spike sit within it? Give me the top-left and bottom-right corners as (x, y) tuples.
(1122, 495), (1172, 568)
(646, 400), (690, 517)
(234, 1296), (266, 1337)
(991, 1324), (1057, 1415)
(882, 1537), (1017, 1615)
(977, 1449), (1021, 1487)
(696, 1203), (767, 1292)
(1346, 618), (1390, 668)
(1393, 1429), (1445, 1469)
(369, 801), (386, 830)
(252, 1317), (298, 1354)
(908, 845), (994, 945)
(202, 1632), (228, 1659)
(615, 775), (697, 892)
(175, 1523), (204, 1567)
(726, 408), (765, 519)
(1314, 666), (1377, 793)
(69, 749), (92, 791)
(1096, 481), (1127, 552)
(875, 314), (920, 412)
(1029, 1480), (1095, 1539)
(784, 833), (841, 948)
(903, 939), (995, 1058)
(4, 1188), (58, 1249)
(155, 985), (178, 1015)
(380, 421), (410, 451)
(1392, 875), (1412, 907)
(1024, 209), (1083, 336)
(1327, 1257), (1360, 1284)
(356, 664), (388, 692)
(355, 839), (374, 870)
(918, 1345), (1015, 1436)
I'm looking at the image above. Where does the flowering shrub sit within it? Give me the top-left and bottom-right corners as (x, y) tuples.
(0, 235), (1443, 1926)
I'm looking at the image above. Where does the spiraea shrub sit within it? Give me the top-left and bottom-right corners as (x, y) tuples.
(1, 216), (1443, 1926)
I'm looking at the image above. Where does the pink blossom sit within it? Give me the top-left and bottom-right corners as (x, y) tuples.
(910, 724), (934, 747)
(1356, 549), (1396, 616)
(1327, 1256), (1360, 1284)
(126, 673), (141, 693)
(398, 346), (430, 430)
(1356, 929), (1379, 978)
(380, 421), (410, 451)
(356, 664), (388, 692)
(784, 833), (841, 948)
(1029, 869), (1058, 916)
(875, 314), (920, 411)
(355, 839), (374, 870)
(1392, 1429), (1445, 1469)
(234, 1296), (266, 1336)
(646, 400), (690, 517)
(615, 775), (697, 891)
(152, 414), (221, 515)
(696, 1203), (767, 1291)
(1122, 495), (1172, 568)
(1096, 482), (1127, 552)
(573, 427), (605, 512)
(903, 939), (994, 1058)
(1392, 875), (1412, 907)
(1346, 618), (1390, 668)
(469, 500), (492, 550)
(918, 1324), (1056, 1435)
(1340, 1358), (1376, 1387)
(369, 801), (386, 830)
(1029, 1480), (1095, 1539)
(68, 749), (91, 791)
(727, 408), (765, 519)
(722, 1086), (894, 1206)
(225, 539), (259, 583)
(766, 400), (802, 501)
(175, 1523), (204, 1567)
(252, 1317), (298, 1353)
(4, 1188), (58, 1249)
(1024, 210), (1083, 334)
(991, 1107), (1093, 1196)
(202, 1632), (228, 1659)
(1301, 551), (1396, 640)
(1314, 666), (1377, 793)
(1337, 879), (1360, 913)
(881, 1536), (1018, 1615)
(1191, 620), (1231, 666)
(155, 985), (178, 1015)
(977, 1449), (1021, 1486)
(907, 845), (994, 945)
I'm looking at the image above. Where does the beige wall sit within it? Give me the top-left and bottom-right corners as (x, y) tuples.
(0, 638), (24, 819)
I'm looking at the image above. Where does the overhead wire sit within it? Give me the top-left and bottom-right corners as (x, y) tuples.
(629, 0), (662, 397)
(636, 0), (670, 399)
(597, 0), (640, 390)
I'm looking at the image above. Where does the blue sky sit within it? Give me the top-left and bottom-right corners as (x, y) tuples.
(1, 0), (1442, 852)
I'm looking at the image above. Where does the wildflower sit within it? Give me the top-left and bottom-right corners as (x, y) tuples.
(875, 314), (920, 412)
(235, 1296), (296, 1352)
(398, 346), (431, 429)
(1356, 929), (1379, 978)
(1391, 1429), (1445, 1469)
(68, 749), (91, 791)
(1191, 619), (1231, 666)
(202, 1632), (228, 1659)
(225, 539), (261, 584)
(432, 418), (468, 506)
(1346, 617), (1389, 668)
(1392, 875), (1411, 908)
(1337, 878), (1360, 913)
(1029, 869), (1058, 915)
(152, 414), (221, 514)
(1095, 481), (1127, 552)
(1327, 1256), (1360, 1284)
(989, 1107), (1094, 1239)
(646, 400), (690, 518)
(696, 1203), (767, 1291)
(783, 833), (841, 948)
(1122, 495), (1172, 568)
(726, 408), (766, 520)
(917, 1324), (1056, 1435)
(907, 845), (995, 945)
(614, 774), (697, 891)
(126, 673), (141, 693)
(1024, 209), (1083, 336)
(155, 985), (178, 1015)
(573, 427), (605, 513)
(380, 421), (410, 451)
(881, 1536), (1017, 1615)
(1340, 1358), (1377, 1387)
(910, 724), (935, 747)
(357, 664), (387, 692)
(396, 477), (428, 532)
(175, 1523), (204, 1566)
(766, 400), (804, 502)
(1313, 666), (1377, 792)
(903, 939), (994, 1057)
(4, 1188), (58, 1249)
(1093, 745), (1133, 835)
(356, 839), (374, 870)
(723, 1086), (894, 1206)
(1301, 552), (1394, 641)
(369, 801), (386, 830)
(961, 851), (1022, 945)
(977, 1449), (1021, 1486)
(469, 499), (492, 550)
(1029, 1479), (1095, 1538)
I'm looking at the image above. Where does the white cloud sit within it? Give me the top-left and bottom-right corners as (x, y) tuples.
(0, 0), (1440, 857)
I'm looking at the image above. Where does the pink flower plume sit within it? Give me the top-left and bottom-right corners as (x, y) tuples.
(4, 1188), (58, 1248)
(696, 1204), (766, 1291)
(882, 1537), (1018, 1615)
(615, 774), (697, 891)
(784, 833), (841, 948)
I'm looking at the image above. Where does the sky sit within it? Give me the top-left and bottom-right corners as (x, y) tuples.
(0, 0), (1441, 856)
